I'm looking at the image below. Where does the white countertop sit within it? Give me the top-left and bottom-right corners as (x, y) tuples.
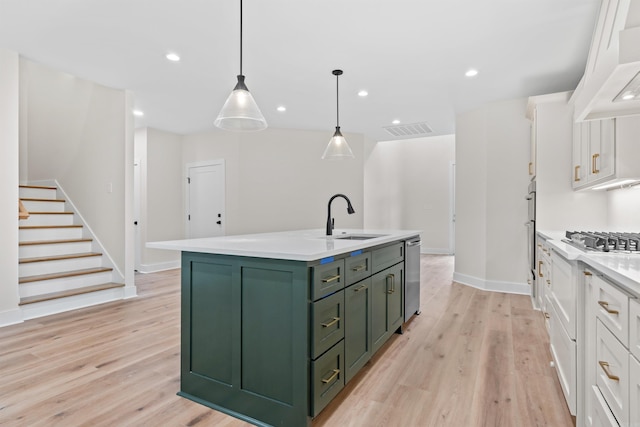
(538, 230), (640, 298)
(147, 229), (421, 262)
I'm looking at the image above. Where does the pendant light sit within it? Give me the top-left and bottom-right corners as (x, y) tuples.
(214, 0), (267, 131)
(322, 69), (354, 159)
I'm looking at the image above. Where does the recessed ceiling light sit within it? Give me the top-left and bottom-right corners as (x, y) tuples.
(358, 90), (368, 97)
(277, 106), (286, 112)
(465, 69), (478, 77)
(166, 53), (180, 62)
(392, 119), (400, 125)
(133, 110), (144, 117)
(622, 93), (635, 100)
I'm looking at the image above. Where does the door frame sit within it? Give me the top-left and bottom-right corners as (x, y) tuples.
(184, 159), (226, 238)
(449, 161), (456, 255)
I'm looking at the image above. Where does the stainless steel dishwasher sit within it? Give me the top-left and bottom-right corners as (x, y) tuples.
(404, 237), (421, 322)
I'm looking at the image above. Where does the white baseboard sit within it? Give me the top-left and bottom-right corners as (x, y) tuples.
(453, 272), (531, 295)
(136, 260), (180, 274)
(123, 286), (138, 299)
(421, 248), (453, 255)
(0, 308), (23, 328)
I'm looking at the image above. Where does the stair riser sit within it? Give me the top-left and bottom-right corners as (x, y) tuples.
(19, 187), (57, 200)
(21, 214), (75, 226)
(19, 241), (93, 259)
(21, 287), (125, 321)
(19, 256), (103, 278)
(21, 200), (66, 212)
(19, 271), (114, 298)
(19, 227), (83, 242)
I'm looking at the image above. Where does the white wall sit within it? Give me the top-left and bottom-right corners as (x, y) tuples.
(364, 135), (455, 253)
(455, 98), (531, 293)
(181, 128), (364, 235)
(0, 49), (21, 326)
(20, 59), (128, 274)
(136, 128), (183, 272)
(607, 187), (640, 230)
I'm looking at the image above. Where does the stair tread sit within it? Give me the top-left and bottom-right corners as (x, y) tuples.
(20, 198), (65, 202)
(19, 282), (124, 305)
(20, 238), (92, 246)
(27, 211), (73, 215)
(20, 252), (102, 264)
(19, 185), (57, 190)
(19, 225), (82, 229)
(19, 267), (112, 284)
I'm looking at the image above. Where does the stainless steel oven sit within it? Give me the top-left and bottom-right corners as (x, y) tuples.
(525, 180), (536, 296)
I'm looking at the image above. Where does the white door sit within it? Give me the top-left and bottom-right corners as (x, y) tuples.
(186, 160), (225, 238)
(134, 158), (141, 271)
(449, 162), (456, 255)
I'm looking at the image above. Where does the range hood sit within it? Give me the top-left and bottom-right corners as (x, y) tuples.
(572, 0), (640, 121)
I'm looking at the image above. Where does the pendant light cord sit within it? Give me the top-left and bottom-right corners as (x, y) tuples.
(336, 73), (339, 127)
(239, 0), (243, 76)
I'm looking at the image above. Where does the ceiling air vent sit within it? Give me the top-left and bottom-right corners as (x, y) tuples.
(383, 122), (433, 138)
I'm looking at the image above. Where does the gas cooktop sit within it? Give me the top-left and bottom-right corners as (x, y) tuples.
(563, 231), (640, 254)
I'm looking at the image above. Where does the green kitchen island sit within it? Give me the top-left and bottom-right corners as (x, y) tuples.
(148, 228), (420, 427)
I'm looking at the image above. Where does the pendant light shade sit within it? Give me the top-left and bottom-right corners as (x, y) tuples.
(322, 69), (354, 159)
(214, 0), (267, 132)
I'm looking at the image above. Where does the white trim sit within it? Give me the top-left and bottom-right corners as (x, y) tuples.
(137, 260), (181, 274)
(0, 308), (23, 328)
(20, 287), (126, 320)
(453, 272), (531, 295)
(449, 161), (456, 255)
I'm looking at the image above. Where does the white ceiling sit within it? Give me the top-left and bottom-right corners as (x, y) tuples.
(0, 0), (601, 142)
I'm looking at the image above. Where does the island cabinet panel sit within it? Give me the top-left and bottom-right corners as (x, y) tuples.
(344, 277), (372, 383)
(311, 340), (344, 416)
(372, 262), (404, 354)
(371, 242), (404, 274)
(180, 252), (311, 427)
(345, 252), (371, 286)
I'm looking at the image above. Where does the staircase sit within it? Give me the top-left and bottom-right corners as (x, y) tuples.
(18, 184), (125, 320)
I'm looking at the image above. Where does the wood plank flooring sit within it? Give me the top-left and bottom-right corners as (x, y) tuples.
(0, 255), (573, 426)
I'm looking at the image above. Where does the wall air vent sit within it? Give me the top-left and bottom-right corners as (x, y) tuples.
(383, 122), (433, 137)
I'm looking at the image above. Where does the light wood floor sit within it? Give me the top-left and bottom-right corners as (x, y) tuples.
(0, 255), (573, 427)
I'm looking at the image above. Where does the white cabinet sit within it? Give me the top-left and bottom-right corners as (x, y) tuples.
(550, 251), (577, 340)
(631, 299), (640, 361)
(631, 355), (640, 427)
(549, 301), (577, 415)
(596, 320), (629, 426)
(529, 107), (536, 178)
(589, 385), (619, 427)
(572, 116), (640, 190)
(572, 119), (615, 189)
(537, 238), (552, 320)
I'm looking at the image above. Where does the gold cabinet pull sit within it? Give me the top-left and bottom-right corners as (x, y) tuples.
(386, 274), (395, 294)
(353, 284), (367, 292)
(321, 317), (340, 328)
(592, 153), (600, 174)
(351, 265), (366, 272)
(598, 361), (620, 381)
(528, 162), (533, 176)
(538, 261), (543, 277)
(598, 301), (619, 315)
(321, 369), (340, 384)
(574, 165), (580, 182)
(584, 271), (593, 276)
(322, 274), (341, 283)
(544, 312), (550, 319)
(546, 279), (551, 284)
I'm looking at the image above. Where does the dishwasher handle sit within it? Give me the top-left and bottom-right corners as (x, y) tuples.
(407, 240), (421, 247)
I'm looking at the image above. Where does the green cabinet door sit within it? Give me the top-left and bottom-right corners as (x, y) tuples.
(371, 263), (404, 354)
(344, 278), (372, 383)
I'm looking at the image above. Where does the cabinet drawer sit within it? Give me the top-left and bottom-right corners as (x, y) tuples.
(311, 259), (345, 301)
(630, 299), (640, 361)
(311, 290), (345, 359)
(596, 320), (629, 427)
(372, 242), (404, 274)
(549, 302), (577, 416)
(550, 251), (576, 340)
(344, 252), (371, 286)
(593, 274), (629, 347)
(590, 385), (619, 427)
(311, 341), (344, 417)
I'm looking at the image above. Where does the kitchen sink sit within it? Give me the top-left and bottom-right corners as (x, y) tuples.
(334, 234), (387, 240)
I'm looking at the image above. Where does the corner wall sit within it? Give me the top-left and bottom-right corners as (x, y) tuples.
(454, 98), (531, 294)
(0, 49), (21, 326)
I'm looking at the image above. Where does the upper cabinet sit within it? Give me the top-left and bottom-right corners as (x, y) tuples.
(572, 116), (640, 190)
(572, 0), (640, 121)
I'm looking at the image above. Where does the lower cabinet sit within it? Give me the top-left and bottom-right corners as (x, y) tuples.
(372, 262), (404, 354)
(344, 277), (372, 384)
(311, 341), (344, 416)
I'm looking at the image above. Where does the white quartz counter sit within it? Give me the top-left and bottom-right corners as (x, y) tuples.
(538, 230), (640, 298)
(147, 229), (421, 262)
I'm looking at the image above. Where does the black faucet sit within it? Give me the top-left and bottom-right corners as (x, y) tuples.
(326, 194), (355, 236)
